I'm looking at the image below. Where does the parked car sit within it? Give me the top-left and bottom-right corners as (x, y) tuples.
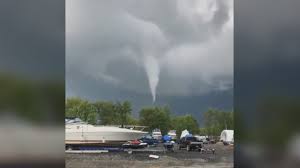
(139, 135), (159, 146)
(178, 136), (203, 151)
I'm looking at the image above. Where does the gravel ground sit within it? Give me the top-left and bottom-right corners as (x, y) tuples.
(66, 143), (233, 168)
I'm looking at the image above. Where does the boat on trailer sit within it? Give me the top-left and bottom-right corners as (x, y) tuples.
(65, 118), (148, 149)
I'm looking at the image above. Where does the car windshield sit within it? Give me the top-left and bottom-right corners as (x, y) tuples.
(186, 137), (197, 141)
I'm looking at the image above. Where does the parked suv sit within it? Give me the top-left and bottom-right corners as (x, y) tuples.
(178, 136), (203, 151)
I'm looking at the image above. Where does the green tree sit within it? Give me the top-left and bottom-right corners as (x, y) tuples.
(139, 106), (171, 134)
(203, 108), (234, 136)
(65, 97), (96, 124)
(114, 101), (132, 127)
(199, 127), (209, 135)
(91, 100), (133, 126)
(65, 97), (84, 118)
(127, 117), (139, 125)
(171, 115), (199, 138)
(92, 101), (116, 125)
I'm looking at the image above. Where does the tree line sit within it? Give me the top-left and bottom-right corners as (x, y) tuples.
(202, 108), (234, 136)
(66, 97), (233, 136)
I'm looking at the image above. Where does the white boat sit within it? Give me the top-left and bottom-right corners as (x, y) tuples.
(167, 130), (177, 140)
(65, 118), (148, 145)
(152, 128), (162, 140)
(180, 129), (190, 139)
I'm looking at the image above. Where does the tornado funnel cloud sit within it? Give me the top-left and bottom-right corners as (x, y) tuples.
(144, 56), (160, 103)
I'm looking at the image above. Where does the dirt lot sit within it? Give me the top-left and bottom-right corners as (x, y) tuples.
(66, 143), (233, 168)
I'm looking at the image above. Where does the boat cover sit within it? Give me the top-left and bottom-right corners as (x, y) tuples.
(163, 135), (172, 142)
(180, 129), (193, 139)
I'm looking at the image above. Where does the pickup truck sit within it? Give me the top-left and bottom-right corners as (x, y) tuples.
(178, 136), (203, 151)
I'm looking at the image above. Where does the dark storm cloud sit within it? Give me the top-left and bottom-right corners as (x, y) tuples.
(235, 0), (300, 113)
(66, 0), (233, 101)
(236, 0), (300, 65)
(234, 0), (300, 131)
(235, 1), (300, 167)
(121, 0), (232, 44)
(0, 0), (64, 80)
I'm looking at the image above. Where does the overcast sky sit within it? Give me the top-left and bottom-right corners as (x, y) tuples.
(235, 0), (300, 124)
(66, 0), (233, 110)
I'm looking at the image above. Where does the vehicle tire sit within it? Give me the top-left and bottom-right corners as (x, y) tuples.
(187, 145), (190, 151)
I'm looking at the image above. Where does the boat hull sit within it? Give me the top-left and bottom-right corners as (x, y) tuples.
(65, 124), (147, 145)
